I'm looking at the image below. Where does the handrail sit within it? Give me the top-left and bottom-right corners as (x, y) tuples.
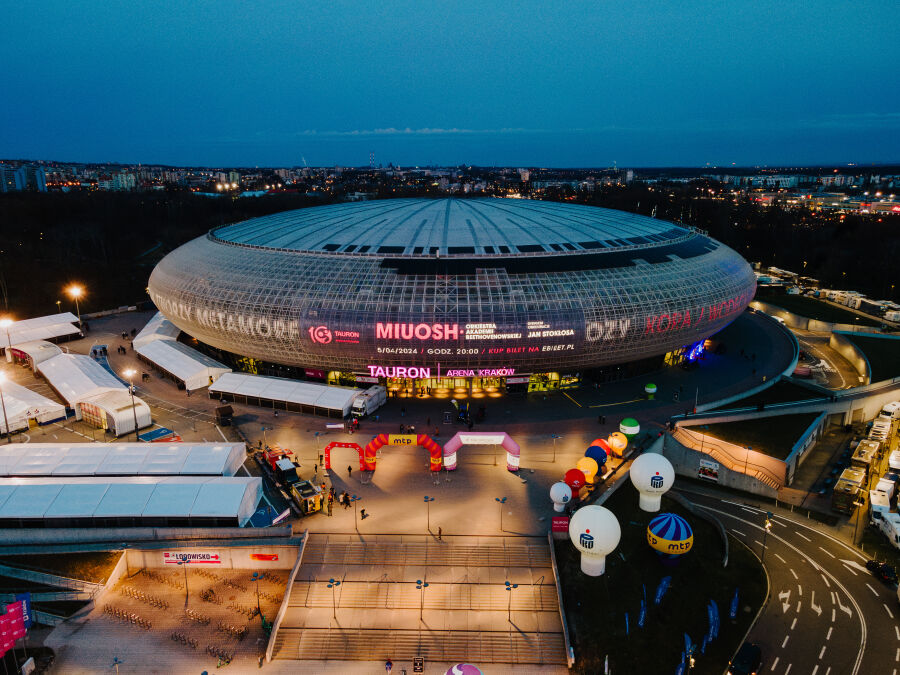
(266, 530), (308, 663)
(672, 428), (784, 488)
(547, 532), (575, 669)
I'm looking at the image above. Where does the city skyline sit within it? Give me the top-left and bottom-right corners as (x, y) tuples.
(2, 1), (898, 167)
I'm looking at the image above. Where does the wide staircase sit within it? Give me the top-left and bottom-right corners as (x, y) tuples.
(271, 534), (567, 666)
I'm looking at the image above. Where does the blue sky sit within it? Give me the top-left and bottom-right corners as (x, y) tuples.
(2, 1), (898, 167)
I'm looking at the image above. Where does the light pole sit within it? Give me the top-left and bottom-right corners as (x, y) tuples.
(743, 446), (751, 476)
(0, 372), (11, 444)
(0, 317), (12, 363)
(424, 495), (434, 533)
(176, 560), (189, 607)
(327, 578), (341, 619)
(55, 300), (61, 314)
(853, 497), (866, 544)
(251, 572), (262, 618)
(111, 656), (123, 674)
(67, 284), (84, 328)
(761, 512), (772, 563)
(415, 579), (429, 621)
(496, 496), (507, 532)
(551, 434), (561, 463)
(123, 368), (140, 440)
(349, 494), (361, 530)
(504, 580), (518, 622)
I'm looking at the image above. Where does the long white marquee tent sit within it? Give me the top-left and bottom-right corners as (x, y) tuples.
(0, 476), (262, 527)
(136, 339), (231, 391)
(2, 313), (81, 347)
(132, 311), (182, 349)
(0, 442), (246, 477)
(9, 340), (63, 371)
(0, 380), (67, 434)
(209, 372), (361, 418)
(37, 353), (151, 436)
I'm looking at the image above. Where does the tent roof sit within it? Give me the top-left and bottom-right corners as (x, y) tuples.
(6, 313), (80, 346)
(133, 312), (181, 348)
(10, 340), (63, 364)
(210, 373), (361, 412)
(135, 339), (229, 385)
(37, 353), (125, 405)
(0, 380), (65, 424)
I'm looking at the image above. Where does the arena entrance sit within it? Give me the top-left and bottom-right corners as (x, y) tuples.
(442, 432), (521, 472)
(363, 434), (443, 472)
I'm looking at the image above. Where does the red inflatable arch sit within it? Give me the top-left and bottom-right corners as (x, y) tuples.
(322, 442), (365, 470)
(363, 434), (443, 472)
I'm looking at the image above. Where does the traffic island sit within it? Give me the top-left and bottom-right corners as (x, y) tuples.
(555, 484), (766, 674)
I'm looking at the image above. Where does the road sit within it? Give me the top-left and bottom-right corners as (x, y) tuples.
(681, 488), (899, 675)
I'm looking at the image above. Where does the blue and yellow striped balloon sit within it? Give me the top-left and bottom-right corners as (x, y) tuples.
(647, 513), (693, 555)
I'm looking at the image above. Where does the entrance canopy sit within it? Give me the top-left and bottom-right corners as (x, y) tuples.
(133, 311), (182, 348)
(10, 340), (63, 371)
(443, 432), (521, 472)
(0, 380), (66, 434)
(2, 313), (81, 347)
(136, 339), (230, 391)
(210, 373), (361, 418)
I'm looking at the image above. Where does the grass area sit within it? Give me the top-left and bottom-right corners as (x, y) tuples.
(842, 334), (900, 383)
(701, 412), (823, 460)
(0, 551), (121, 584)
(716, 380), (827, 410)
(556, 486), (767, 675)
(759, 293), (881, 327)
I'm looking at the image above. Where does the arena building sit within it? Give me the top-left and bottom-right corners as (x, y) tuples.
(148, 198), (756, 397)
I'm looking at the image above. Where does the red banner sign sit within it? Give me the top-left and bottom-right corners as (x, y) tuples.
(551, 516), (570, 533)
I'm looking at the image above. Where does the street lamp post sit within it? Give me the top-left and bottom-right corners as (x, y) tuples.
(349, 494), (361, 530)
(123, 369), (140, 441)
(415, 579), (429, 621)
(743, 446), (752, 476)
(251, 572), (262, 618)
(0, 373), (11, 444)
(761, 512), (773, 563)
(176, 560), (189, 607)
(551, 434), (561, 463)
(67, 285), (84, 328)
(496, 496), (507, 532)
(327, 578), (341, 619)
(55, 300), (61, 314)
(504, 580), (518, 622)
(111, 656), (123, 674)
(0, 317), (12, 363)
(424, 495), (434, 533)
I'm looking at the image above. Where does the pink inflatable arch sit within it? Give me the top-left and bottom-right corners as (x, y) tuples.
(443, 432), (521, 472)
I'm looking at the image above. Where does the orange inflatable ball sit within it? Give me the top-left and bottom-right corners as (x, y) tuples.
(575, 456), (600, 484)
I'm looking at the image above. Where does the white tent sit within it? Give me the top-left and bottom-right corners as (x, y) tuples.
(0, 476), (261, 526)
(37, 354), (152, 436)
(135, 339), (230, 391)
(133, 312), (182, 349)
(9, 340), (63, 371)
(2, 313), (81, 347)
(0, 379), (66, 434)
(209, 372), (361, 418)
(0, 442), (245, 477)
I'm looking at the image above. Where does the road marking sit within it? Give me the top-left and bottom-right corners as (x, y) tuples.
(795, 532), (812, 542)
(812, 665), (818, 675)
(826, 626), (833, 640)
(896, 647), (899, 662)
(819, 644), (827, 659)
(841, 559), (865, 575)
(789, 568), (798, 580)
(741, 506), (758, 514)
(797, 584), (802, 597)
(836, 594), (852, 618)
(895, 625), (900, 641)
(755, 540), (765, 549)
(866, 583), (880, 597)
(831, 608), (835, 623)
(775, 553), (787, 564)
(771, 656), (779, 670)
(790, 617), (797, 630)
(887, 603), (895, 619)
(732, 529), (747, 537)
(797, 601), (802, 613)
(771, 518), (787, 527)
(830, 591), (836, 605)
(818, 546), (836, 559)
(784, 665), (791, 674)
(782, 635), (790, 648)
(820, 573), (830, 588)
(811, 591), (822, 617)
(779, 590), (792, 613)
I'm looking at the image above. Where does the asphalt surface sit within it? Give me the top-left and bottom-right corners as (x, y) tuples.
(680, 487), (899, 675)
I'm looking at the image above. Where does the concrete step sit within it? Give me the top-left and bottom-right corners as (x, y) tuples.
(273, 627), (567, 665)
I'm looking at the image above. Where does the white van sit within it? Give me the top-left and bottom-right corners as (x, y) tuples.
(880, 401), (900, 421)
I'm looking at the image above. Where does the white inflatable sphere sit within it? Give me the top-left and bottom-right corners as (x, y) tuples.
(549, 482), (572, 512)
(568, 505), (621, 576)
(629, 452), (675, 512)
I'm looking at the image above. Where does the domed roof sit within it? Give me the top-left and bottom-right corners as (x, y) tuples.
(211, 197), (691, 258)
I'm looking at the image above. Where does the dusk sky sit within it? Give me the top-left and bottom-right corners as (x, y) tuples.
(2, 1), (898, 168)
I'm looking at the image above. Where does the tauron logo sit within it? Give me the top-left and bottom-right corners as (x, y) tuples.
(308, 325), (333, 344)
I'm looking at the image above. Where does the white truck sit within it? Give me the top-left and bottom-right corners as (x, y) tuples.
(870, 489), (900, 551)
(351, 385), (387, 418)
(880, 401), (900, 421)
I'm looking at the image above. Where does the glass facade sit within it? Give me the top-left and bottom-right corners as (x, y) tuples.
(149, 198), (757, 378)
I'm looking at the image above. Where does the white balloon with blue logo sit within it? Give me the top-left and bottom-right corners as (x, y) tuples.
(629, 452), (675, 512)
(549, 481), (572, 512)
(568, 505), (621, 576)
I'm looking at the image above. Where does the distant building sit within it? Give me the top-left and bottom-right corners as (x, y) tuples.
(112, 171), (136, 191)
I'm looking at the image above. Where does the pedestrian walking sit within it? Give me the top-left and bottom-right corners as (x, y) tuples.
(327, 496), (333, 516)
(338, 493), (345, 508)
(437, 527), (442, 541)
(348, 465), (353, 478)
(360, 508), (368, 519)
(385, 658), (392, 672)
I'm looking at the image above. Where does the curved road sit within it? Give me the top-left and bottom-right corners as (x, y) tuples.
(681, 489), (899, 675)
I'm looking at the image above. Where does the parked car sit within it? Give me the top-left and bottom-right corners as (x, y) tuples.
(728, 643), (762, 675)
(866, 559), (898, 585)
